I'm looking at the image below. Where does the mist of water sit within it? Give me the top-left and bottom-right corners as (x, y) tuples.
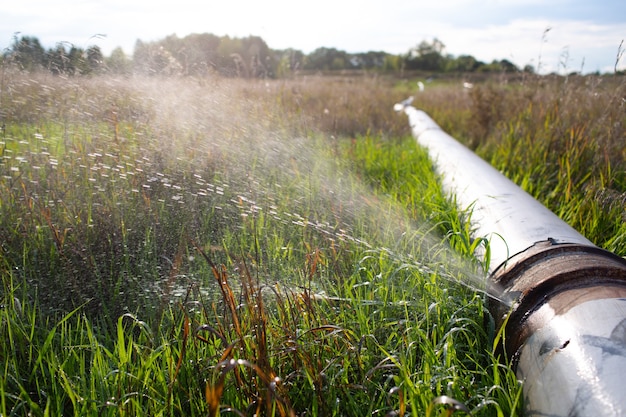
(114, 76), (516, 308)
(3, 74), (511, 310)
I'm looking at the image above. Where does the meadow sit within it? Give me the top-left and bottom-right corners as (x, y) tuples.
(0, 67), (624, 416)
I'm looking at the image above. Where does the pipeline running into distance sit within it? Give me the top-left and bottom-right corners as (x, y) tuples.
(397, 103), (626, 417)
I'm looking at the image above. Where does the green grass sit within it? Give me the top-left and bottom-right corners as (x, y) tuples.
(1, 70), (624, 416)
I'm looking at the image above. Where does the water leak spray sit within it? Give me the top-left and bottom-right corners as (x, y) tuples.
(397, 103), (626, 416)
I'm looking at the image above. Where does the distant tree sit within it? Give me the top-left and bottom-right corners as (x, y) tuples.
(405, 38), (447, 71)
(304, 47), (349, 71)
(133, 40), (151, 74)
(133, 40), (182, 75)
(477, 59), (519, 73)
(5, 35), (105, 76)
(451, 54), (482, 72)
(353, 51), (390, 69)
(86, 46), (104, 74)
(382, 54), (403, 72)
(48, 44), (104, 75)
(106, 47), (132, 75)
(10, 35), (46, 71)
(241, 35), (273, 77)
(216, 36), (245, 76)
(174, 33), (221, 75)
(498, 59), (519, 73)
(47, 43), (70, 75)
(146, 33), (277, 77)
(274, 48), (304, 77)
(67, 45), (87, 74)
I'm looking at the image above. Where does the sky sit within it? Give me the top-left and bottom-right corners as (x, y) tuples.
(1, 0), (625, 74)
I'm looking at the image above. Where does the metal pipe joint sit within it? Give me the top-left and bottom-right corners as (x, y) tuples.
(491, 240), (626, 416)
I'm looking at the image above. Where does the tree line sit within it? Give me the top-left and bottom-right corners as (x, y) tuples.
(2, 33), (529, 77)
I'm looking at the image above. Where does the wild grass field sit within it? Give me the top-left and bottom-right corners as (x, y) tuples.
(0, 67), (624, 416)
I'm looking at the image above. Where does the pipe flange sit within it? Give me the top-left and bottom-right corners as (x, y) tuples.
(489, 240), (626, 363)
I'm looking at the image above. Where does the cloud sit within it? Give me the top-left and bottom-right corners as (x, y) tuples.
(447, 19), (626, 73)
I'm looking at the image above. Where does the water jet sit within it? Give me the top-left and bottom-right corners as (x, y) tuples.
(397, 104), (626, 416)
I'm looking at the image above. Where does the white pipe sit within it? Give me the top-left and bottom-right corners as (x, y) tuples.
(402, 106), (592, 273)
(400, 105), (626, 417)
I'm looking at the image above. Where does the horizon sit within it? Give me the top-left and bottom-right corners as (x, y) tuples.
(1, 0), (625, 74)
